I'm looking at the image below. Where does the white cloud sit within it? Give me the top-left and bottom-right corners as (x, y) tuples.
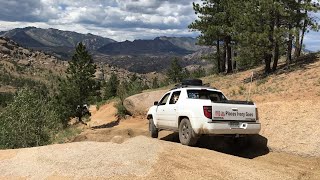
(0, 0), (319, 51)
(0, 0), (199, 40)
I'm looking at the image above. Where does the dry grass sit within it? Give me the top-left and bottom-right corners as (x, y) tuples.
(52, 126), (83, 144)
(202, 54), (320, 103)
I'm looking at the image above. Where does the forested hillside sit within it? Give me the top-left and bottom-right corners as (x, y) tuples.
(189, 0), (320, 73)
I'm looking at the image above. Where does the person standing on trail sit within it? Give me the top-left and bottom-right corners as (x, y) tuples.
(76, 104), (90, 125)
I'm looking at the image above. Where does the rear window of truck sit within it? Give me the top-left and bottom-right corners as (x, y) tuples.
(187, 90), (227, 102)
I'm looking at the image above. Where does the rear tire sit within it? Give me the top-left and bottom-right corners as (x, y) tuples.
(149, 118), (158, 138)
(179, 118), (198, 146)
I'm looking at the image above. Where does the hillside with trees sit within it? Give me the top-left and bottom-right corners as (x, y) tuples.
(189, 0), (320, 74)
(0, 39), (154, 148)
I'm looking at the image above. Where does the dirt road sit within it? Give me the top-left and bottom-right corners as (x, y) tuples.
(1, 102), (320, 179)
(0, 135), (319, 180)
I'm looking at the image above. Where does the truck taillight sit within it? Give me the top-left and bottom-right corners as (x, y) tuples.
(255, 108), (259, 120)
(203, 106), (212, 119)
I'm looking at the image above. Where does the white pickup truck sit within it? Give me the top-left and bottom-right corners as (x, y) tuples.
(147, 79), (261, 146)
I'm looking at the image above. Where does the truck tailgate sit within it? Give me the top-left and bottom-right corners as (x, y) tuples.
(212, 102), (256, 121)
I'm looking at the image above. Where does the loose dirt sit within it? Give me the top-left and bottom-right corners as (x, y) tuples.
(0, 137), (164, 179)
(1, 135), (319, 180)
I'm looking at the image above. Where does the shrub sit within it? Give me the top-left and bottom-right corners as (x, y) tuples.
(191, 67), (206, 78)
(115, 101), (128, 118)
(0, 72), (45, 88)
(52, 126), (82, 144)
(54, 79), (81, 127)
(152, 77), (160, 89)
(104, 73), (119, 100)
(0, 88), (62, 149)
(238, 85), (246, 95)
(0, 92), (14, 109)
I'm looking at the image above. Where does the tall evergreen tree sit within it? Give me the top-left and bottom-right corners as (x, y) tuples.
(66, 42), (98, 101)
(56, 43), (98, 123)
(189, 0), (320, 74)
(190, 0), (238, 73)
(104, 72), (119, 100)
(167, 58), (184, 83)
(293, 0), (320, 58)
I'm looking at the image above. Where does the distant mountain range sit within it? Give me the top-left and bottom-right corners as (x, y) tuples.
(158, 36), (202, 51)
(0, 27), (204, 58)
(0, 27), (115, 59)
(98, 37), (193, 56)
(0, 27), (212, 73)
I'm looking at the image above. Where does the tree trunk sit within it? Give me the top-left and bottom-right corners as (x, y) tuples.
(233, 56), (237, 70)
(265, 12), (274, 74)
(216, 40), (221, 73)
(298, 11), (308, 57)
(294, 0), (302, 59)
(294, 30), (300, 58)
(273, 43), (280, 72)
(287, 24), (293, 66)
(222, 40), (226, 72)
(226, 36), (232, 73)
(264, 53), (272, 74)
(272, 13), (280, 72)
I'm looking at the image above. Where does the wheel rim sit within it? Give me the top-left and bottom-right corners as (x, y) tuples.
(181, 123), (190, 140)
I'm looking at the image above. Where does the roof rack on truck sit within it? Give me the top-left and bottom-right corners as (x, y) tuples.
(171, 79), (217, 90)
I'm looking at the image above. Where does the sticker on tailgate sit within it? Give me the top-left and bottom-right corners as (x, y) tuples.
(214, 110), (254, 118)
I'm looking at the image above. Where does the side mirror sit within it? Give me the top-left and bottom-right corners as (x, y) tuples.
(154, 101), (159, 106)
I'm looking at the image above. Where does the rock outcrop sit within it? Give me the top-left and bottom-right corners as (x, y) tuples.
(123, 89), (168, 115)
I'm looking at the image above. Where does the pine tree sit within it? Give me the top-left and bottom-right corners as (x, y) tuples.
(104, 72), (119, 100)
(189, 0), (236, 73)
(167, 58), (183, 83)
(56, 43), (98, 123)
(189, 0), (320, 74)
(66, 42), (98, 101)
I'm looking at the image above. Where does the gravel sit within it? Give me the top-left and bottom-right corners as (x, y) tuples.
(0, 136), (164, 179)
(259, 100), (320, 157)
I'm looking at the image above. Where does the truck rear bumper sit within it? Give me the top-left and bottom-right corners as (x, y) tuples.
(194, 121), (261, 135)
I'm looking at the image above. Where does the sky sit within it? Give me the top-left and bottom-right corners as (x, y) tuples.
(0, 0), (319, 51)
